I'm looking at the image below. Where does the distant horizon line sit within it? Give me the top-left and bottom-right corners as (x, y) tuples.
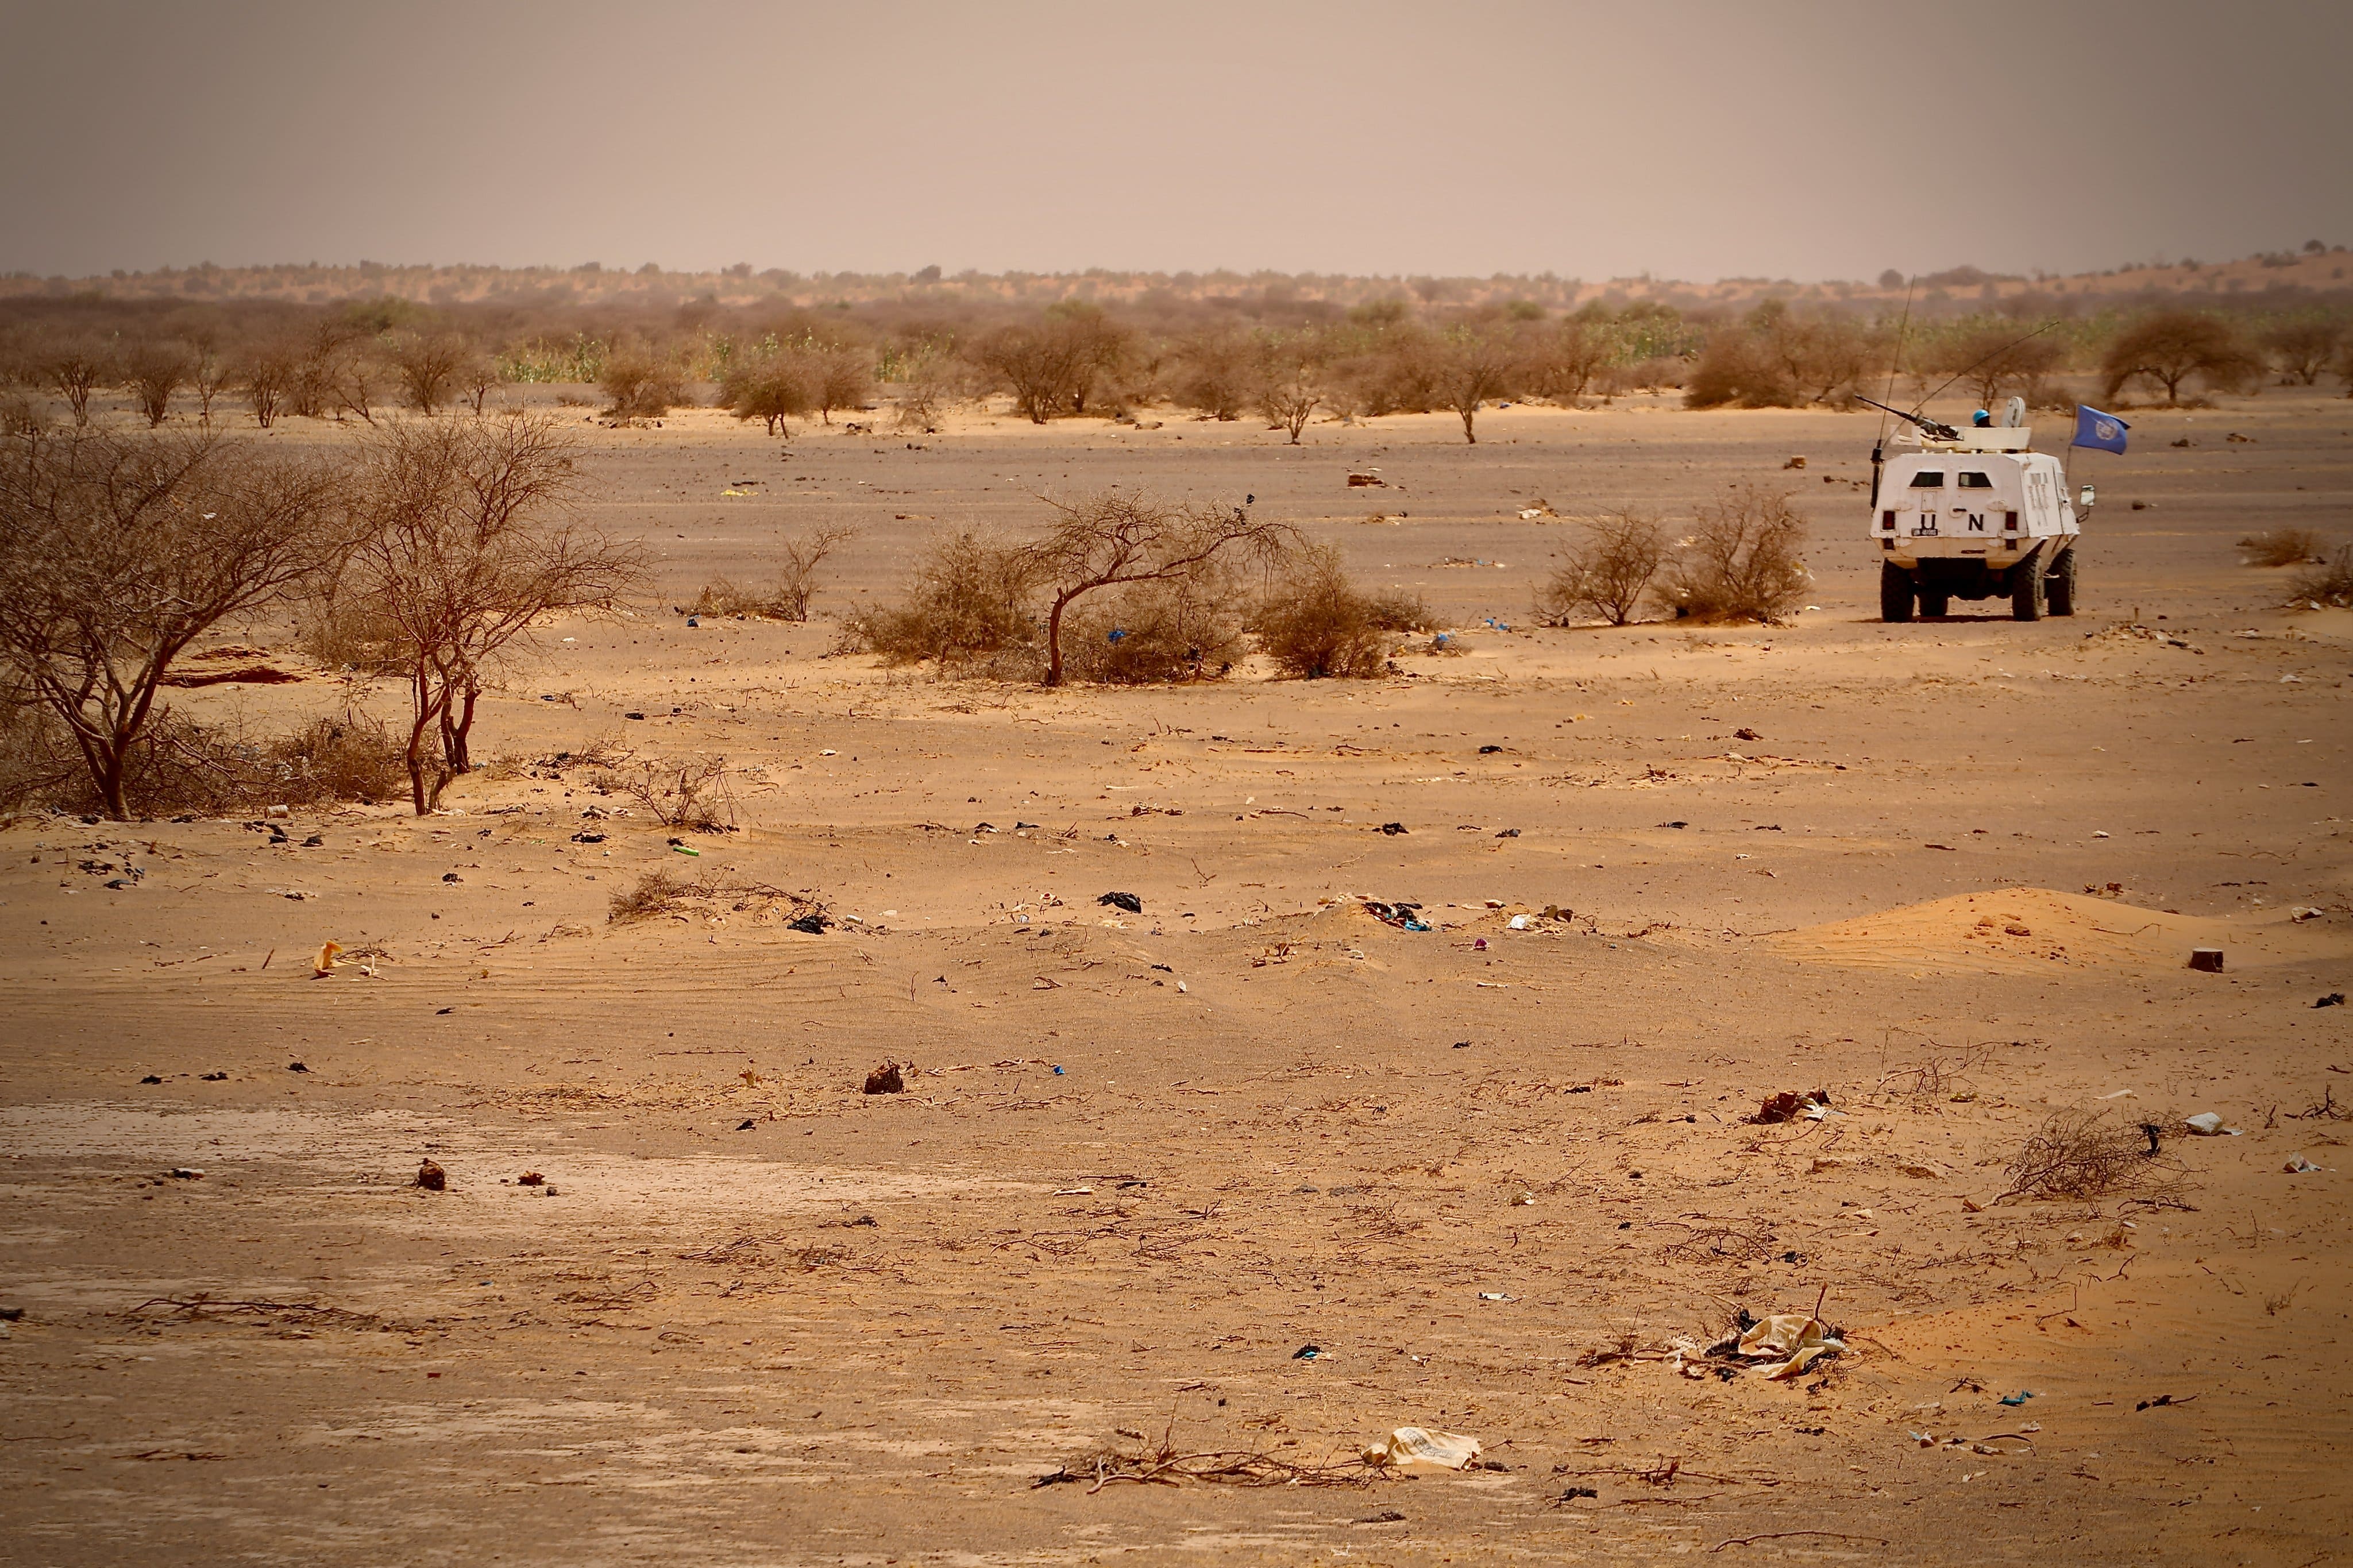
(11, 244), (2345, 292)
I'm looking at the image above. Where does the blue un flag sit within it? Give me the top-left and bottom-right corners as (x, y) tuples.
(2072, 405), (2130, 454)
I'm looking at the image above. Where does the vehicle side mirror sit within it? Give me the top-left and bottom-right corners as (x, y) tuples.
(2078, 484), (2095, 509)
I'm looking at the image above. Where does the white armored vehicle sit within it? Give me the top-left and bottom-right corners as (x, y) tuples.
(1862, 396), (2092, 621)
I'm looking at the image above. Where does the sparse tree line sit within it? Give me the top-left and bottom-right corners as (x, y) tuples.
(7, 293), (2350, 448)
(833, 481), (1814, 686)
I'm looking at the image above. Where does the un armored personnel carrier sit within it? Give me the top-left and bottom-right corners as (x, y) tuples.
(1864, 397), (2092, 622)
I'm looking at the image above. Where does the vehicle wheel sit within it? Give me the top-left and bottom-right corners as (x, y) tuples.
(1918, 582), (1949, 617)
(1880, 562), (1915, 622)
(2046, 546), (2077, 617)
(2011, 551), (2047, 620)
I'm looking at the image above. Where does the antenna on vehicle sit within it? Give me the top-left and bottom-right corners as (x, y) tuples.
(1869, 277), (1918, 512)
(1910, 320), (2062, 419)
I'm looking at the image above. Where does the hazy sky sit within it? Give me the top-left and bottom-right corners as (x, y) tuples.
(3, 0), (2347, 282)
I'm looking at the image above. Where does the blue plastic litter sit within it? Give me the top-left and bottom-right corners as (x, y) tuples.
(1999, 1390), (2035, 1407)
(1107, 628), (1128, 643)
(1052, 1065), (1064, 1076)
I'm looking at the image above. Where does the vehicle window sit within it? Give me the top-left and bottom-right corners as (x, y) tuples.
(1907, 471), (1944, 488)
(1958, 471), (1993, 488)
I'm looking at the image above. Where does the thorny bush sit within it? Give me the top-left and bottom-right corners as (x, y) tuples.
(2289, 544), (2353, 608)
(1654, 484), (1810, 624)
(2000, 1108), (2189, 1204)
(1247, 544), (1401, 679)
(846, 531), (1042, 674)
(2238, 528), (2327, 567)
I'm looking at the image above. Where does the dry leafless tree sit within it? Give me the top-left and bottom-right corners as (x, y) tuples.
(1538, 509), (1668, 625)
(1430, 327), (1525, 443)
(970, 323), (1088, 424)
(1018, 491), (1294, 686)
(122, 341), (192, 428)
(189, 341), (232, 427)
(340, 413), (644, 812)
(776, 522), (858, 620)
(236, 342), (296, 428)
(33, 337), (114, 427)
(1252, 355), (1327, 446)
(388, 330), (469, 414)
(0, 426), (349, 817)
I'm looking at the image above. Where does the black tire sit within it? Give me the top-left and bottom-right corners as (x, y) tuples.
(1880, 561), (1915, 623)
(2046, 545), (2077, 617)
(1919, 583), (1949, 617)
(2011, 549), (2047, 620)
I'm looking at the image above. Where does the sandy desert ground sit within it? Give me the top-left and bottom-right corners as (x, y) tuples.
(2, 388), (2350, 1566)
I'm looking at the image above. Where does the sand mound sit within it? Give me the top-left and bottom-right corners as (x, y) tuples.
(1771, 887), (2344, 976)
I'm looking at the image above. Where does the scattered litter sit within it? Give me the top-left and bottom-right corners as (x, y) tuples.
(313, 940), (342, 978)
(2285, 1154), (2329, 1173)
(1364, 1427), (1480, 1470)
(140, 1073), (163, 1084)
(1379, 822), (1408, 835)
(1293, 1343), (1323, 1361)
(1675, 1310), (1846, 1381)
(415, 1158), (446, 1192)
(2184, 1112), (2242, 1137)
(1363, 899), (1429, 931)
(1753, 1090), (1835, 1124)
(1999, 1390), (2035, 1407)
(2136, 1393), (2196, 1411)
(863, 1061), (907, 1095)
(786, 913), (830, 934)
(1479, 1291), (1515, 1301)
(1507, 914), (1530, 930)
(167, 1168), (203, 1180)
(2317, 994), (2346, 1009)
(2188, 947), (2224, 972)
(517, 1172), (544, 1186)
(1097, 891), (1143, 914)
(286, 1061), (308, 1073)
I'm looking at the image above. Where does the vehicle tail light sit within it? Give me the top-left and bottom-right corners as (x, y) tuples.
(1881, 510), (1896, 530)
(2003, 511), (2019, 531)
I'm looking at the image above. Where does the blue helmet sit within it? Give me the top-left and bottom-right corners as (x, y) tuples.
(1972, 408), (1993, 426)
